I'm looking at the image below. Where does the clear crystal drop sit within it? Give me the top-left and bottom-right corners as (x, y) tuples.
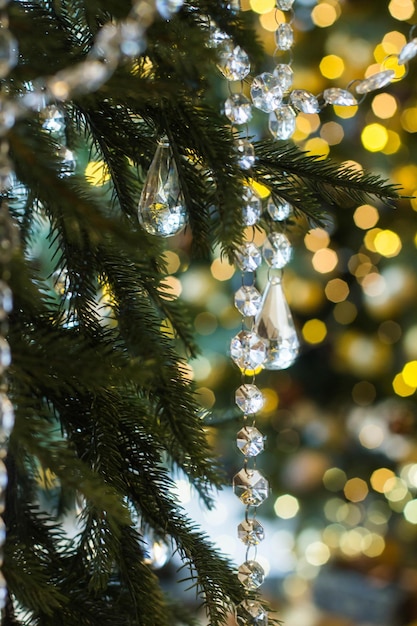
(234, 242), (262, 272)
(217, 40), (250, 81)
(250, 72), (283, 113)
(41, 104), (66, 134)
(234, 285), (262, 317)
(236, 139), (255, 170)
(242, 186), (262, 226)
(267, 196), (292, 221)
(156, 0), (184, 19)
(398, 38), (417, 64)
(233, 468), (269, 506)
(236, 599), (268, 625)
(224, 93), (252, 124)
(275, 23), (293, 51)
(0, 338), (11, 373)
(0, 393), (14, 439)
(290, 89), (320, 113)
(238, 560), (265, 590)
(0, 28), (18, 78)
(355, 70), (395, 94)
(230, 330), (266, 371)
(262, 233), (292, 268)
(237, 425), (265, 456)
(138, 140), (187, 237)
(273, 63), (293, 92)
(277, 0), (294, 8)
(58, 147), (76, 177)
(238, 519), (265, 546)
(0, 280), (12, 320)
(207, 25), (229, 48)
(269, 105), (296, 140)
(254, 276), (299, 370)
(235, 383), (264, 413)
(323, 88), (357, 107)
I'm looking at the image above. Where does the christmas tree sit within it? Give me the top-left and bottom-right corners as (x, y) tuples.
(0, 1), (403, 625)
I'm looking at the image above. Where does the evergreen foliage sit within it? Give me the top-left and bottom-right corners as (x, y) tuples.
(1, 1), (401, 625)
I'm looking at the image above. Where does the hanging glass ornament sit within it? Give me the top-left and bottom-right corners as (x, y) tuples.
(237, 425), (264, 456)
(234, 242), (262, 272)
(217, 40), (251, 81)
(275, 23), (293, 51)
(266, 196), (292, 221)
(235, 383), (264, 414)
(138, 138), (187, 237)
(57, 146), (77, 177)
(290, 89), (320, 114)
(224, 93), (252, 124)
(238, 518), (265, 546)
(254, 275), (299, 370)
(234, 285), (262, 317)
(262, 232), (292, 268)
(41, 104), (66, 135)
(233, 468), (269, 506)
(238, 560), (265, 589)
(250, 72), (283, 113)
(242, 185), (262, 226)
(236, 599), (269, 625)
(230, 330), (266, 371)
(273, 64), (293, 92)
(235, 138), (255, 170)
(269, 105), (296, 140)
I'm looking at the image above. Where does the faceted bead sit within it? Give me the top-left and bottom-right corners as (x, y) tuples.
(323, 88), (357, 107)
(0, 393), (14, 438)
(238, 560), (265, 590)
(276, 0), (294, 9)
(230, 330), (266, 371)
(398, 38), (417, 65)
(233, 468), (269, 506)
(262, 233), (292, 268)
(0, 97), (16, 135)
(0, 28), (18, 78)
(0, 338), (11, 373)
(207, 25), (229, 48)
(267, 196), (292, 221)
(0, 281), (12, 321)
(234, 285), (262, 317)
(234, 242), (262, 272)
(236, 599), (268, 626)
(156, 0), (184, 19)
(275, 23), (293, 51)
(242, 186), (262, 226)
(224, 93), (252, 124)
(238, 518), (265, 546)
(217, 40), (251, 81)
(269, 106), (296, 140)
(236, 139), (255, 170)
(250, 72), (283, 113)
(355, 70), (395, 94)
(237, 426), (265, 456)
(57, 147), (76, 177)
(273, 63), (293, 92)
(290, 89), (320, 113)
(235, 383), (265, 413)
(41, 105), (66, 134)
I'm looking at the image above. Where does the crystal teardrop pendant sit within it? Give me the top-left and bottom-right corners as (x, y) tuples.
(138, 139), (187, 237)
(254, 275), (299, 370)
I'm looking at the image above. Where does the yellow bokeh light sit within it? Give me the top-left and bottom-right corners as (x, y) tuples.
(352, 380), (376, 406)
(159, 276), (182, 299)
(384, 477), (409, 502)
(311, 2), (339, 28)
(305, 541), (331, 566)
(383, 30), (407, 51)
(373, 229), (402, 257)
(210, 257), (235, 281)
(304, 228), (330, 252)
(320, 121), (344, 145)
(353, 204), (379, 230)
(388, 0), (415, 21)
(325, 278), (349, 303)
(259, 9), (283, 31)
(373, 42), (398, 63)
(162, 250), (181, 274)
(259, 387), (279, 414)
(372, 93), (398, 119)
(371, 468), (396, 493)
(323, 467), (347, 492)
(393, 372), (416, 397)
(274, 494), (300, 519)
(334, 104), (358, 119)
(85, 160), (111, 186)
(304, 137), (330, 158)
(383, 54), (406, 80)
(362, 533), (385, 558)
(302, 319), (327, 344)
(320, 54), (345, 79)
(402, 360), (417, 387)
(312, 248), (338, 273)
(392, 164), (417, 195)
(333, 301), (357, 325)
(344, 477), (369, 503)
(363, 228), (382, 253)
(382, 130), (401, 155)
(195, 387), (216, 409)
(250, 0), (275, 13)
(361, 123), (389, 152)
(401, 108), (417, 133)
(247, 179), (270, 199)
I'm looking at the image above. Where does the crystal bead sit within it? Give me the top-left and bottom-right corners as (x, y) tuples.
(238, 560), (265, 590)
(277, 0), (294, 9)
(254, 276), (299, 370)
(224, 93), (252, 124)
(290, 89), (320, 113)
(262, 233), (292, 268)
(230, 330), (266, 371)
(207, 25), (229, 48)
(273, 63), (293, 92)
(355, 70), (395, 94)
(275, 23), (293, 51)
(237, 426), (264, 456)
(0, 460), (7, 491)
(138, 139), (187, 237)
(41, 105), (66, 134)
(217, 41), (251, 81)
(0, 97), (16, 135)
(236, 139), (255, 170)
(238, 519), (265, 546)
(242, 186), (262, 226)
(236, 599), (268, 626)
(269, 105), (296, 140)
(156, 0), (184, 19)
(235, 383), (265, 414)
(234, 285), (262, 317)
(398, 38), (417, 64)
(267, 196), (292, 221)
(323, 88), (357, 107)
(233, 468), (269, 506)
(0, 393), (13, 438)
(0, 281), (12, 320)
(0, 338), (11, 373)
(57, 147), (76, 177)
(0, 28), (18, 78)
(251, 72), (283, 113)
(234, 242), (262, 272)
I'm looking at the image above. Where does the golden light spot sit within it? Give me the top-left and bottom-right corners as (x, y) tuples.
(305, 541), (331, 566)
(393, 372), (416, 397)
(320, 54), (345, 79)
(245, 226), (266, 246)
(274, 494), (300, 519)
(362, 534), (385, 557)
(371, 468), (396, 493)
(323, 467), (347, 492)
(372, 93), (398, 119)
(334, 104), (358, 119)
(388, 0), (415, 21)
(259, 387), (279, 414)
(374, 42), (398, 63)
(304, 137), (330, 158)
(383, 30), (407, 51)
(312, 248), (338, 273)
(404, 499), (417, 523)
(304, 228), (330, 252)
(250, 0), (275, 13)
(384, 477), (409, 502)
(361, 272), (386, 298)
(259, 9), (282, 31)
(195, 387), (216, 409)
(344, 477), (369, 502)
(361, 123), (389, 152)
(378, 320), (402, 344)
(353, 204), (379, 230)
(85, 160), (111, 186)
(248, 179), (270, 199)
(359, 423), (385, 449)
(392, 164), (417, 194)
(320, 121), (344, 145)
(325, 278), (349, 303)
(210, 257), (235, 281)
(383, 54), (406, 80)
(401, 108), (417, 133)
(311, 2), (339, 27)
(363, 228), (383, 253)
(373, 229), (402, 257)
(382, 130), (401, 155)
(162, 250), (181, 274)
(159, 276), (182, 299)
(402, 360), (417, 387)
(194, 312), (218, 336)
(333, 301), (357, 325)
(302, 319), (327, 344)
